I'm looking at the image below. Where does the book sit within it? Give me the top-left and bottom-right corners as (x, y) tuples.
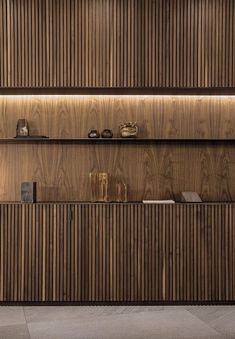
(142, 200), (175, 204)
(180, 192), (202, 202)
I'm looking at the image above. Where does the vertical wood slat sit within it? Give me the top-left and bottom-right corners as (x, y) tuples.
(0, 0), (235, 88)
(0, 203), (234, 302)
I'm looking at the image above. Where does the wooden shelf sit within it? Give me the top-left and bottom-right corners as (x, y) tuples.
(1, 87), (235, 96)
(0, 138), (235, 144)
(0, 201), (234, 205)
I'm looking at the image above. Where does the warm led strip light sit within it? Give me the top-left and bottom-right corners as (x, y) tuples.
(0, 95), (235, 99)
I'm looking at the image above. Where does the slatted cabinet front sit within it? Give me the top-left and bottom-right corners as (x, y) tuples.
(0, 203), (234, 302)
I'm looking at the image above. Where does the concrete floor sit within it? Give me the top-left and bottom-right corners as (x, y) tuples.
(0, 305), (235, 339)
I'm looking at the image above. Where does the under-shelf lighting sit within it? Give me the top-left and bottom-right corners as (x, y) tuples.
(0, 95), (235, 99)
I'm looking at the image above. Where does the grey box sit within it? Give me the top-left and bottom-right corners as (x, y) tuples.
(21, 182), (37, 203)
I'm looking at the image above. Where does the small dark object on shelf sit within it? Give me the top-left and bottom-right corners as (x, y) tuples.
(101, 129), (113, 138)
(21, 182), (37, 203)
(181, 192), (202, 202)
(16, 119), (29, 137)
(88, 129), (100, 138)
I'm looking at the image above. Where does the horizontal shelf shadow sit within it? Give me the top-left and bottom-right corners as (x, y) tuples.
(1, 87), (235, 95)
(0, 138), (235, 144)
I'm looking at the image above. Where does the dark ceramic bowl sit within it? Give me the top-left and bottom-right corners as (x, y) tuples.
(88, 129), (100, 138)
(101, 129), (113, 138)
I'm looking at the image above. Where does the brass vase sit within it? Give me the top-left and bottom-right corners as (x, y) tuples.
(89, 172), (110, 202)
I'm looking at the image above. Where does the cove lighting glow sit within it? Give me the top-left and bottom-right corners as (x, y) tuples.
(0, 95), (235, 99)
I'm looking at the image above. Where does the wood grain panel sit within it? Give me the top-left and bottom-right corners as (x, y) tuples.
(1, 95), (235, 139)
(0, 142), (234, 202)
(0, 0), (235, 88)
(0, 203), (234, 302)
(0, 96), (235, 202)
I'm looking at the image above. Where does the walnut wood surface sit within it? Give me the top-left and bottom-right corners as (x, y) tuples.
(0, 203), (234, 302)
(0, 0), (235, 88)
(0, 96), (235, 202)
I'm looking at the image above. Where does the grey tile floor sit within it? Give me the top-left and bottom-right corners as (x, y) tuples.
(0, 305), (235, 339)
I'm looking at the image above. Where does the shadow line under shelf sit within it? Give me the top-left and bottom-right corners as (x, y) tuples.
(0, 138), (234, 144)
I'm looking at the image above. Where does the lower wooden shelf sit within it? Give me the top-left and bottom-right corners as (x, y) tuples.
(0, 203), (235, 302)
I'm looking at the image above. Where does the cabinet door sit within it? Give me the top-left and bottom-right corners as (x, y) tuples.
(0, 0), (234, 88)
(162, 204), (235, 301)
(78, 204), (164, 302)
(0, 204), (41, 302)
(0, 204), (82, 302)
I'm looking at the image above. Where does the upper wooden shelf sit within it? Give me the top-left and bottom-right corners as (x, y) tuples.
(1, 87), (235, 96)
(1, 138), (235, 144)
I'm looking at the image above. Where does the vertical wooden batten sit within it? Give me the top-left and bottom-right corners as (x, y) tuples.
(0, 203), (234, 302)
(0, 0), (235, 89)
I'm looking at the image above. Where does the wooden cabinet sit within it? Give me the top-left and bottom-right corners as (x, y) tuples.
(0, 203), (234, 302)
(0, 0), (235, 89)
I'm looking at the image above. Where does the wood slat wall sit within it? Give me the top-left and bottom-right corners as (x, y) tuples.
(0, 203), (234, 302)
(0, 0), (235, 88)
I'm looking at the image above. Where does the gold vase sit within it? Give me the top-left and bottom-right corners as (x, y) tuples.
(89, 172), (110, 202)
